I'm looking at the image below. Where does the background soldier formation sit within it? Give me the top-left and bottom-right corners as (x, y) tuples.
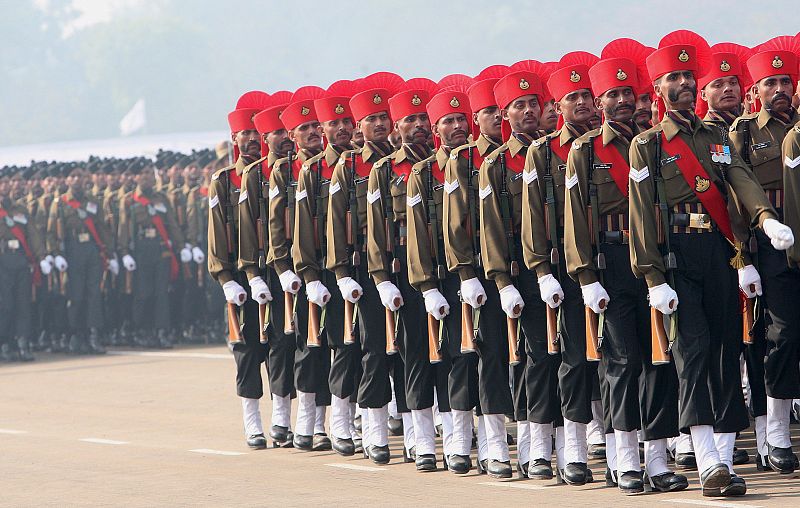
(5, 28), (800, 500)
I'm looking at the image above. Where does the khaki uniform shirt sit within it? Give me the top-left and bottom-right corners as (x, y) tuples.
(0, 199), (45, 260)
(783, 120), (800, 267)
(238, 152), (281, 282)
(207, 157), (246, 284)
(117, 185), (183, 257)
(47, 189), (113, 257)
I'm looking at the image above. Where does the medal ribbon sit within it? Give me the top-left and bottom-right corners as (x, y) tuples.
(132, 193), (179, 281)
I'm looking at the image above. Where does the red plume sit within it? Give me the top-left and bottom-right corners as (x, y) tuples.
(475, 64), (510, 80)
(759, 35), (800, 56)
(558, 51), (600, 69)
(437, 73), (474, 93)
(364, 71), (406, 95)
(290, 85), (326, 102)
(327, 79), (353, 97)
(266, 90), (292, 107)
(235, 90), (271, 110)
(404, 77), (439, 96)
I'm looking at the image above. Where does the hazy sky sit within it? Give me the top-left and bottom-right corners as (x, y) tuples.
(2, 0), (797, 150)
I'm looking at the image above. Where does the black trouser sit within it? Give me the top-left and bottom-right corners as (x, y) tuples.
(440, 272), (479, 412)
(600, 243), (679, 440)
(265, 267), (295, 398)
(744, 318), (768, 417)
(294, 284), (331, 406)
(231, 280), (267, 399)
(395, 245), (450, 412)
(757, 230), (800, 399)
(132, 238), (171, 331)
(65, 239), (104, 331)
(671, 232), (749, 434)
(354, 261), (392, 408)
(321, 268), (361, 400)
(0, 251), (32, 339)
(475, 277), (514, 415)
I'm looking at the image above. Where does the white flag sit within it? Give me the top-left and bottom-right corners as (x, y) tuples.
(119, 98), (146, 136)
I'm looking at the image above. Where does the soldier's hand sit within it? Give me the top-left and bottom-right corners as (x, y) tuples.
(54, 255), (68, 272)
(423, 289), (450, 320)
(191, 246), (205, 264)
(122, 254), (137, 271)
(581, 281), (610, 314)
(737, 265), (762, 298)
(460, 278), (486, 309)
(180, 244), (192, 263)
(248, 276), (273, 304)
(376, 281), (404, 311)
(222, 280), (247, 306)
(537, 274), (564, 309)
(39, 258), (53, 276)
(762, 218), (795, 250)
(337, 276), (363, 303)
(108, 258), (120, 276)
(306, 280), (331, 307)
(648, 283), (678, 315)
(279, 270), (301, 294)
(498, 285), (524, 318)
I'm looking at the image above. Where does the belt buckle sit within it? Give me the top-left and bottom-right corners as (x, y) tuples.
(689, 213), (712, 230)
(7, 239), (20, 250)
(145, 228), (157, 238)
(78, 232), (91, 243)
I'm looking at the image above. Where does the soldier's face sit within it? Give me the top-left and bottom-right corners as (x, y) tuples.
(655, 71), (696, 110)
(596, 86), (636, 123)
(288, 121), (322, 152)
(358, 111), (391, 143)
(67, 169), (88, 193)
(322, 118), (354, 147)
(233, 129), (261, 158)
(389, 129), (402, 149)
(556, 89), (594, 125)
(474, 106), (502, 140)
(701, 76), (741, 112)
(634, 93), (653, 128)
(351, 128), (365, 147)
(539, 100), (558, 133)
(754, 74), (794, 114)
(266, 129), (294, 156)
(396, 113), (431, 145)
(503, 95), (540, 135)
(433, 113), (469, 148)
(138, 168), (156, 190)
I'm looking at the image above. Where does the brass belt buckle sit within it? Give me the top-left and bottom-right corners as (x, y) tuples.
(8, 239), (20, 250)
(145, 228), (158, 238)
(688, 213), (712, 230)
(78, 232), (91, 243)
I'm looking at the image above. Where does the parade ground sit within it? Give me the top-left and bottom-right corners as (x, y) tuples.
(2, 345), (799, 507)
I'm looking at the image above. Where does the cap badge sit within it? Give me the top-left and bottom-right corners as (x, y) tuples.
(616, 68), (628, 81)
(373, 94), (383, 104)
(569, 70), (581, 83)
(694, 175), (710, 193)
(449, 97), (460, 108)
(772, 56), (784, 69)
(411, 94), (422, 106)
(334, 103), (345, 115)
(300, 106), (310, 116)
(519, 78), (530, 90)
(678, 49), (690, 63)
(719, 60), (731, 72)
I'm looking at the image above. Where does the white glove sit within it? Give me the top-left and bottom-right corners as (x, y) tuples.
(337, 276), (363, 303)
(108, 258), (120, 276)
(537, 274), (564, 309)
(222, 280), (247, 306)
(376, 281), (404, 311)
(423, 288), (450, 320)
(460, 277), (487, 309)
(648, 283), (678, 315)
(306, 280), (331, 307)
(279, 270), (301, 294)
(738, 265), (762, 298)
(581, 281), (610, 314)
(45, 254), (54, 265)
(248, 276), (273, 305)
(192, 246), (205, 263)
(39, 258), (52, 276)
(122, 254), (136, 271)
(498, 285), (524, 318)
(762, 218), (795, 250)
(180, 247), (192, 263)
(54, 255), (68, 272)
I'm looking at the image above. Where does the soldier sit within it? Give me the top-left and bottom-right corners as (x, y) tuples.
(729, 45), (800, 474)
(268, 88), (332, 451)
(327, 84), (399, 465)
(564, 54), (688, 494)
(628, 39), (793, 496)
(47, 165), (112, 354)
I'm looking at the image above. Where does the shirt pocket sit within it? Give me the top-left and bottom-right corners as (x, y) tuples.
(750, 144), (781, 187)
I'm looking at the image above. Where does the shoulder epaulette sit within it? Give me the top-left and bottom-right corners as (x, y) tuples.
(411, 154), (436, 174)
(450, 141), (476, 160)
(730, 113), (757, 132)
(243, 156), (267, 174)
(211, 164), (235, 181)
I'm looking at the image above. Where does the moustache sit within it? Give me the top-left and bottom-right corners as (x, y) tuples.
(667, 85), (697, 103)
(772, 92), (791, 103)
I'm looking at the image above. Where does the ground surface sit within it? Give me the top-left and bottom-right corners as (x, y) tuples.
(2, 345), (799, 507)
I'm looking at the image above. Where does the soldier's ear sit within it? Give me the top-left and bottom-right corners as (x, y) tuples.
(501, 108), (510, 121)
(593, 96), (603, 111)
(230, 132), (237, 144)
(288, 129), (297, 142)
(472, 112), (479, 126)
(699, 88), (708, 102)
(751, 83), (761, 101)
(553, 102), (563, 115)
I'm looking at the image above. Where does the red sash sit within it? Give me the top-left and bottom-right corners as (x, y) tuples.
(61, 196), (108, 264)
(549, 138), (570, 163)
(199, 186), (208, 197)
(460, 147), (486, 169)
(431, 160), (445, 184)
(392, 160), (412, 183)
(504, 150), (526, 173)
(661, 134), (734, 242)
(0, 208), (41, 285)
(592, 137), (630, 197)
(132, 193), (179, 281)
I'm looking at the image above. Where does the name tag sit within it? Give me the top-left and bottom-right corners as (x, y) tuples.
(752, 141), (771, 151)
(661, 154), (681, 166)
(593, 163), (612, 170)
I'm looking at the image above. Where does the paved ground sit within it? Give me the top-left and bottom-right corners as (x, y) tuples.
(2, 345), (799, 507)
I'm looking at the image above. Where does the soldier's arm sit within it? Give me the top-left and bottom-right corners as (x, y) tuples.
(783, 128), (800, 267)
(478, 158), (511, 290)
(443, 152), (476, 280)
(26, 211), (46, 260)
(162, 195), (185, 251)
(563, 142), (598, 285)
(406, 168), (436, 292)
(521, 145), (553, 278)
(46, 198), (61, 255)
(293, 168), (320, 284)
(366, 161), (390, 284)
(238, 168), (261, 281)
(267, 162), (292, 275)
(326, 158), (350, 280)
(628, 139), (666, 288)
(186, 191), (200, 247)
(725, 152), (777, 228)
(207, 175), (234, 284)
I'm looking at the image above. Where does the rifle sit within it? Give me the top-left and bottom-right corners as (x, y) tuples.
(585, 139), (604, 362)
(125, 196), (134, 295)
(543, 139), (561, 355)
(283, 151), (297, 336)
(383, 159), (400, 356)
(460, 146), (480, 354)
(499, 152), (521, 366)
(740, 120), (759, 345)
(56, 205), (68, 295)
(651, 132), (677, 364)
(256, 160), (270, 344)
(344, 151), (360, 345)
(306, 160), (324, 348)
(223, 171), (244, 345)
(426, 160), (445, 364)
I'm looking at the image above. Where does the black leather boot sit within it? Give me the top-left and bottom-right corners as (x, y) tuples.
(16, 337), (35, 361)
(88, 328), (106, 354)
(617, 471), (644, 495)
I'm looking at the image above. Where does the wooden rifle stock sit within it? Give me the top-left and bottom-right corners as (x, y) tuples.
(59, 271), (68, 295)
(124, 270), (132, 294)
(507, 311), (521, 366)
(428, 310), (443, 364)
(585, 306), (602, 362)
(460, 300), (476, 354)
(651, 307), (670, 365)
(197, 263), (204, 288)
(385, 307), (398, 355)
(307, 302), (322, 348)
(546, 304), (559, 355)
(258, 303), (268, 344)
(227, 302), (243, 344)
(742, 294), (755, 346)
(344, 300), (356, 345)
(284, 292), (295, 335)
